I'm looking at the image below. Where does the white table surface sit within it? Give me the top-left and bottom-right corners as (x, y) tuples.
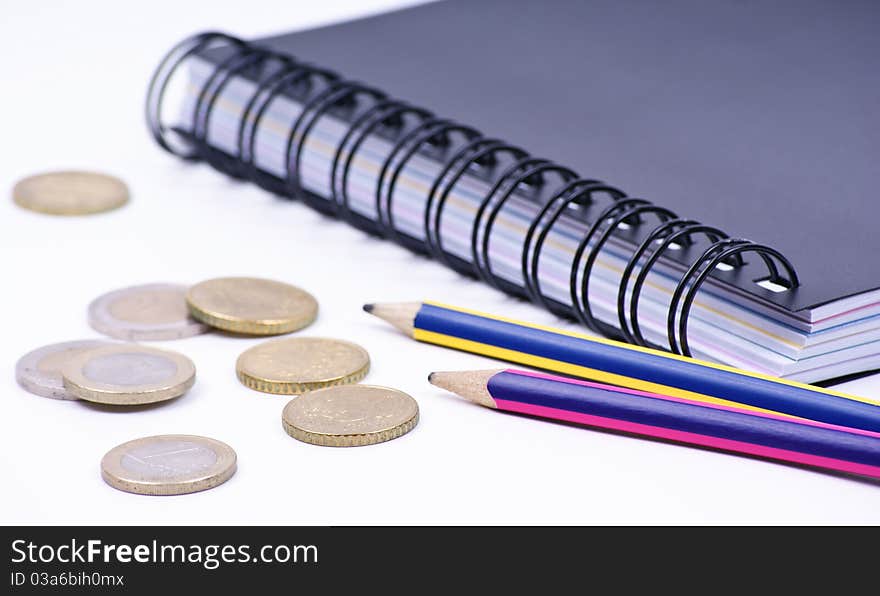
(2, 0), (878, 525)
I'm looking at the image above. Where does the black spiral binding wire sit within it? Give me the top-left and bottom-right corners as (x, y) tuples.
(192, 46), (272, 176)
(429, 142), (527, 276)
(246, 60), (341, 195)
(424, 136), (499, 269)
(521, 181), (625, 317)
(619, 221), (732, 348)
(287, 80), (386, 215)
(472, 156), (552, 294)
(668, 240), (799, 357)
(383, 123), (479, 253)
(475, 162), (578, 294)
(146, 32), (801, 356)
(147, 32), (248, 159)
(575, 202), (679, 338)
(235, 55), (297, 171)
(376, 117), (453, 239)
(338, 103), (432, 235)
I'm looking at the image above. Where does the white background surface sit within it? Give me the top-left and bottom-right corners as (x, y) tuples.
(2, 0), (879, 525)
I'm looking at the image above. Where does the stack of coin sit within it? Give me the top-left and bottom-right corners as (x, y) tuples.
(16, 341), (196, 406)
(62, 344), (196, 405)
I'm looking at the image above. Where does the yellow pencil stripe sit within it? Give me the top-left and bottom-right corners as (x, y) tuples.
(415, 329), (796, 417)
(420, 302), (880, 406)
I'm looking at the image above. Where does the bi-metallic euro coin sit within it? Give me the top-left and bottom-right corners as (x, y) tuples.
(101, 434), (236, 495)
(15, 339), (113, 400)
(88, 283), (208, 341)
(61, 344), (196, 405)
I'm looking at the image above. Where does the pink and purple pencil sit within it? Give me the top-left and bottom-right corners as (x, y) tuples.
(429, 368), (880, 481)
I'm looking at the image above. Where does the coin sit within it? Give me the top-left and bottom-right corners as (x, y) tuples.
(282, 385), (419, 447)
(236, 337), (370, 395)
(61, 344), (196, 405)
(88, 283), (209, 341)
(101, 434), (236, 496)
(13, 170), (129, 215)
(15, 340), (114, 400)
(186, 277), (318, 335)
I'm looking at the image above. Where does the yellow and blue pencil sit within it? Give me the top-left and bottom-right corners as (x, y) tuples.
(364, 301), (880, 431)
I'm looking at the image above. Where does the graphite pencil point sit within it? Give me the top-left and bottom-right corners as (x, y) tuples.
(362, 302), (420, 335)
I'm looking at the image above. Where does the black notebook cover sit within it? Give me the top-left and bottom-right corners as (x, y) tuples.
(255, 0), (880, 314)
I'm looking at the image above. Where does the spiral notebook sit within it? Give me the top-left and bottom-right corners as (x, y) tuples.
(146, 0), (880, 382)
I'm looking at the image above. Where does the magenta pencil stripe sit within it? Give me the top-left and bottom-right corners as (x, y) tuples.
(495, 399), (880, 479)
(508, 369), (880, 439)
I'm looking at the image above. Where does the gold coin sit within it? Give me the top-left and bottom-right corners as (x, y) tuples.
(13, 170), (129, 215)
(281, 385), (418, 447)
(101, 434), (236, 496)
(236, 337), (370, 395)
(186, 277), (318, 335)
(61, 344), (196, 405)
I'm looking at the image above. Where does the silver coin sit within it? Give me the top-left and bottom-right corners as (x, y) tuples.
(15, 340), (114, 400)
(88, 283), (208, 341)
(101, 434), (237, 495)
(61, 344), (196, 405)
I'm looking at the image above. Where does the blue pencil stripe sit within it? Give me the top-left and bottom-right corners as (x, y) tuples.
(415, 303), (880, 432)
(488, 371), (880, 467)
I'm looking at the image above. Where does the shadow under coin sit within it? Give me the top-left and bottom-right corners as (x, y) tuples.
(75, 397), (182, 414)
(211, 329), (285, 340)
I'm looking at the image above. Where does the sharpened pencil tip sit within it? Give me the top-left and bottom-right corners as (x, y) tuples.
(428, 370), (499, 408)
(361, 302), (419, 335)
